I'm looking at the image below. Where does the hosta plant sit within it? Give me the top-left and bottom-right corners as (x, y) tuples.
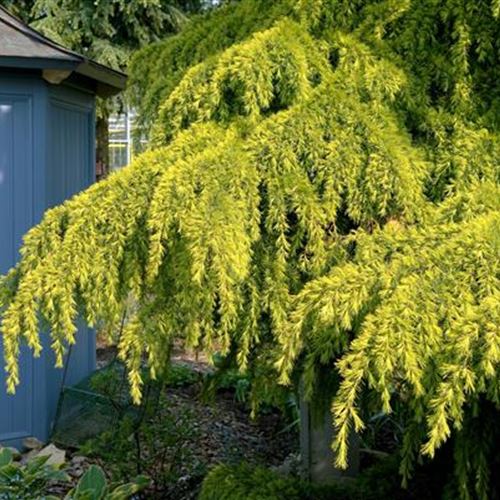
(65, 465), (149, 500)
(0, 447), (68, 500)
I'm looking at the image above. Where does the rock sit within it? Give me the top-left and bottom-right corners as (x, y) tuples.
(35, 444), (66, 467)
(271, 452), (301, 476)
(71, 455), (87, 466)
(23, 437), (44, 450)
(69, 466), (84, 478)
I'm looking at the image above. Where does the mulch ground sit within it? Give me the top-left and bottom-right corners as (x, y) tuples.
(92, 344), (298, 499)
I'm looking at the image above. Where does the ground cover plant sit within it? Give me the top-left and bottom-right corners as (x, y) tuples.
(0, 0), (499, 498)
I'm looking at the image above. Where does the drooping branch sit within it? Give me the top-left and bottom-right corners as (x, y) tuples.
(1, 3), (499, 498)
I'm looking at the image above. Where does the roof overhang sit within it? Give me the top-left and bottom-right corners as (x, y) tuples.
(75, 60), (127, 97)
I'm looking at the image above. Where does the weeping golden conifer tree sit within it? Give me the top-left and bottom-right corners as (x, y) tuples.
(1, 1), (499, 497)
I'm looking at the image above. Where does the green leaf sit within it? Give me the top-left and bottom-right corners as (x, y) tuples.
(106, 484), (139, 500)
(132, 475), (150, 489)
(66, 492), (95, 500)
(106, 475), (149, 499)
(52, 470), (72, 483)
(0, 448), (13, 467)
(0, 463), (19, 481)
(25, 454), (52, 473)
(74, 465), (107, 499)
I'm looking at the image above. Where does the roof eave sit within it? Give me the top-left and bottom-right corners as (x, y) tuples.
(0, 56), (78, 70)
(75, 61), (127, 97)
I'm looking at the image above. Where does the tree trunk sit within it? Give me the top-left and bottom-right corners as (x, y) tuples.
(95, 113), (110, 181)
(300, 395), (360, 484)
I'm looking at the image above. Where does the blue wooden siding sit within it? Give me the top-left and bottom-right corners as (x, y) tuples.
(44, 87), (96, 430)
(0, 86), (37, 445)
(0, 95), (33, 270)
(47, 91), (93, 206)
(0, 74), (96, 447)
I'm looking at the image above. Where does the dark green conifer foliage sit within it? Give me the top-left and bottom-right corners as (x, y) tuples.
(1, 1), (499, 498)
(128, 0), (295, 134)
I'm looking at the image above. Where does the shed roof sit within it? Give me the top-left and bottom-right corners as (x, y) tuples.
(0, 6), (126, 96)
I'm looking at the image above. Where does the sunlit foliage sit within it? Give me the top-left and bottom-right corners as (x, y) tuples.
(1, 1), (499, 498)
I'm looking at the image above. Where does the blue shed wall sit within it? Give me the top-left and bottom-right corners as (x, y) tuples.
(0, 76), (39, 445)
(0, 73), (96, 447)
(44, 83), (96, 431)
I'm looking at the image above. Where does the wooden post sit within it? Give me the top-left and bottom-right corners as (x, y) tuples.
(300, 395), (360, 483)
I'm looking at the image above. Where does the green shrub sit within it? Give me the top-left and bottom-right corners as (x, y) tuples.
(203, 353), (252, 404)
(198, 463), (302, 500)
(164, 363), (200, 387)
(198, 456), (456, 500)
(198, 463), (353, 500)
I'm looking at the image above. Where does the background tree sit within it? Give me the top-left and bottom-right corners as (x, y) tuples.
(0, 0), (209, 177)
(0, 1), (498, 498)
(0, 0), (34, 20)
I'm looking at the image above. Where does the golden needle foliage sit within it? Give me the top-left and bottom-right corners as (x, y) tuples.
(1, 1), (499, 498)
